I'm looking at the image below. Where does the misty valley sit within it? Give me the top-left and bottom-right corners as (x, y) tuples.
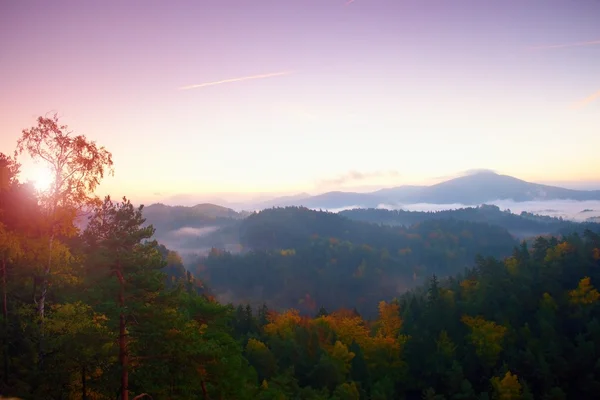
(3, 0), (600, 396)
(148, 199), (600, 316)
(3, 117), (600, 400)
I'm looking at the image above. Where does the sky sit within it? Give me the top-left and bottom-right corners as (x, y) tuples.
(1, 0), (600, 205)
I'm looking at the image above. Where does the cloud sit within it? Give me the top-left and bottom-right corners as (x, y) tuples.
(373, 199), (600, 223)
(570, 89), (600, 110)
(169, 226), (219, 238)
(318, 170), (401, 187)
(528, 39), (600, 51)
(179, 70), (294, 90)
(345, 0), (355, 5)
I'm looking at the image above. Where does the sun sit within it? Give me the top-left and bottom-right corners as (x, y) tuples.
(32, 167), (54, 192)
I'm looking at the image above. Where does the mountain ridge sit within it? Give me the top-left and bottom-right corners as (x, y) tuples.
(255, 172), (600, 210)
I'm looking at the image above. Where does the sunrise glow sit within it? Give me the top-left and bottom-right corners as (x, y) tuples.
(32, 166), (54, 192)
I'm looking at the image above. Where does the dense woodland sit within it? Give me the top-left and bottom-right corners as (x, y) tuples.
(2, 116), (600, 399)
(195, 207), (518, 315)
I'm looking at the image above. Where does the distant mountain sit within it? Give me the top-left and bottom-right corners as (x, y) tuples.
(257, 172), (600, 210)
(252, 192), (312, 209)
(260, 191), (386, 210)
(407, 171), (600, 204)
(143, 202), (242, 225)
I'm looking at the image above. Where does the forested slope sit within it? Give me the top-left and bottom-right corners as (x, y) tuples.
(230, 231), (600, 399)
(193, 207), (518, 315)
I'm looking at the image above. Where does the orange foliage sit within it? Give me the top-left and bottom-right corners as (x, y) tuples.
(376, 301), (402, 339)
(569, 276), (600, 305)
(491, 371), (522, 399)
(544, 241), (574, 263)
(593, 248), (600, 261)
(314, 310), (370, 348)
(264, 309), (302, 338)
(460, 278), (479, 295)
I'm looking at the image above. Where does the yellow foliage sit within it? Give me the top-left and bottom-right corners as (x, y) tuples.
(246, 338), (270, 353)
(504, 257), (518, 275)
(569, 276), (600, 305)
(460, 279), (479, 296)
(334, 381), (360, 400)
(46, 302), (110, 335)
(261, 379), (269, 390)
(279, 249), (296, 256)
(540, 292), (557, 310)
(315, 311), (370, 348)
(491, 371), (522, 400)
(376, 301), (402, 339)
(328, 340), (355, 374)
(436, 330), (456, 358)
(264, 309), (302, 338)
(461, 315), (507, 366)
(544, 242), (573, 263)
(441, 289), (455, 306)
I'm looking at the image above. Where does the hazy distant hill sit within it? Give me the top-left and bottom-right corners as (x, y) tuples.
(340, 204), (600, 239)
(256, 172), (600, 210)
(143, 203), (242, 229)
(407, 171), (600, 204)
(142, 203), (244, 256)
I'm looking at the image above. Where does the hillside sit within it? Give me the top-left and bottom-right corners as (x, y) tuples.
(192, 207), (518, 315)
(256, 172), (600, 210)
(228, 230), (600, 399)
(340, 204), (600, 239)
(142, 202), (243, 255)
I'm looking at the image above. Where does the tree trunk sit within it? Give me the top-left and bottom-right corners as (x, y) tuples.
(81, 365), (87, 400)
(116, 269), (128, 400)
(1, 256), (8, 385)
(201, 379), (208, 400)
(37, 233), (54, 368)
(38, 234), (54, 320)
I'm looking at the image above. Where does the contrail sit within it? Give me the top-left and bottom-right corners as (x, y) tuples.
(179, 70), (294, 90)
(345, 0), (355, 5)
(528, 39), (600, 51)
(570, 89), (600, 110)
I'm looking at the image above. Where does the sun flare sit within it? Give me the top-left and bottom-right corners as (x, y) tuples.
(32, 167), (54, 192)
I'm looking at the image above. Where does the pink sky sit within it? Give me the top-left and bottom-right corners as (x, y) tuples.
(1, 0), (599, 205)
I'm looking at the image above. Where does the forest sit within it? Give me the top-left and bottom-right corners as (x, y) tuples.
(1, 116), (600, 399)
(194, 207), (519, 315)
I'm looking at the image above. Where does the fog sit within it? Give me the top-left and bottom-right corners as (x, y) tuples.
(169, 226), (220, 238)
(313, 200), (600, 222)
(375, 199), (600, 222)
